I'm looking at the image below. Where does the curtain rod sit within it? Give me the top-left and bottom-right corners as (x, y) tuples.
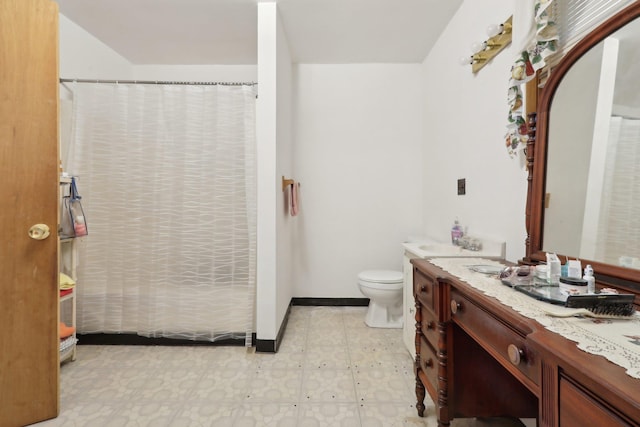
(59, 78), (257, 86)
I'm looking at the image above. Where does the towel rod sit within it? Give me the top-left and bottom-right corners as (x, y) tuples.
(282, 176), (295, 192)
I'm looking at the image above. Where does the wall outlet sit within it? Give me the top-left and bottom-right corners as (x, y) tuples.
(457, 178), (466, 195)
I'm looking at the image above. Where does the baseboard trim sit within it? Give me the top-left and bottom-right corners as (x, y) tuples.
(291, 297), (369, 306)
(76, 333), (251, 347)
(255, 302), (292, 353)
(77, 298), (368, 351)
(255, 298), (369, 352)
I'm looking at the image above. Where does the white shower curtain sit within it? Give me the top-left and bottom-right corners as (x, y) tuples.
(595, 116), (640, 265)
(67, 82), (256, 344)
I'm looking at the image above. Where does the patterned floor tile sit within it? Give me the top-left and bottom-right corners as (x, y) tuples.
(245, 369), (304, 402)
(254, 349), (305, 370)
(170, 402), (239, 427)
(32, 401), (138, 427)
(359, 402), (434, 427)
(297, 403), (361, 427)
(301, 369), (357, 402)
(190, 368), (251, 402)
(305, 346), (351, 370)
(138, 367), (205, 401)
(233, 403), (299, 427)
(63, 367), (153, 402)
(31, 307), (528, 427)
(353, 368), (415, 403)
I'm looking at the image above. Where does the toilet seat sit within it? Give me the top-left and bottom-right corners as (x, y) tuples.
(359, 280), (403, 291)
(358, 270), (403, 284)
(358, 270), (403, 290)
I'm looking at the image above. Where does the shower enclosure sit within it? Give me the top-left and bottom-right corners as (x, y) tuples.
(65, 81), (257, 344)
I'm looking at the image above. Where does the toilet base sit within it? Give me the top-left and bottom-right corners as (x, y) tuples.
(364, 302), (403, 329)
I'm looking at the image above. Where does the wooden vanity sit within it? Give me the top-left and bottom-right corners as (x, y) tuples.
(412, 258), (640, 427)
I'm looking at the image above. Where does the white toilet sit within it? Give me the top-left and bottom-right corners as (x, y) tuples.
(357, 270), (403, 328)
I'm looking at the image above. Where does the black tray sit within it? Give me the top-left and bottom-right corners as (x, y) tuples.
(501, 275), (568, 306)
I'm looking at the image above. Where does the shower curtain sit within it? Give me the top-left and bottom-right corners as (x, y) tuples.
(595, 116), (640, 265)
(67, 82), (256, 344)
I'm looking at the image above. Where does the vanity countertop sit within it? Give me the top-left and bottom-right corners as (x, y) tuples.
(403, 239), (505, 259)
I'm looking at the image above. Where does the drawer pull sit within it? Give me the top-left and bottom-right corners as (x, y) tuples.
(425, 358), (434, 368)
(508, 344), (524, 365)
(426, 321), (435, 330)
(451, 300), (462, 314)
(421, 284), (427, 292)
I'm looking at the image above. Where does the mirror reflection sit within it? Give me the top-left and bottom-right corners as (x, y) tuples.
(543, 18), (640, 270)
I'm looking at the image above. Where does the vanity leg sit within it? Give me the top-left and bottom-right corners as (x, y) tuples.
(416, 377), (426, 417)
(414, 294), (426, 417)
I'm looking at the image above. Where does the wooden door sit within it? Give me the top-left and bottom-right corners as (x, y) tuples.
(0, 1), (60, 426)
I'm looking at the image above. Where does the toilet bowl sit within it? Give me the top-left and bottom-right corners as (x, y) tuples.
(357, 270), (403, 328)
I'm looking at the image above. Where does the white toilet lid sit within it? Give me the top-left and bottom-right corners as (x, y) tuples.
(358, 270), (403, 284)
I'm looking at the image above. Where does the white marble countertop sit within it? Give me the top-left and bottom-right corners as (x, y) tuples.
(403, 238), (505, 259)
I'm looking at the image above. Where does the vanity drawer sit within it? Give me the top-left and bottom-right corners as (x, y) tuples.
(414, 267), (436, 312)
(420, 304), (438, 350)
(559, 375), (634, 426)
(419, 336), (438, 393)
(449, 288), (540, 386)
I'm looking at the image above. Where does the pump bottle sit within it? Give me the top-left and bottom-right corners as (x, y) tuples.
(451, 219), (463, 245)
(583, 265), (595, 294)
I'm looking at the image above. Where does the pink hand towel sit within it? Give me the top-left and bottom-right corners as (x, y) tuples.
(290, 183), (299, 216)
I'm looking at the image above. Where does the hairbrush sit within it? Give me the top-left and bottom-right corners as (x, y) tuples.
(545, 294), (636, 319)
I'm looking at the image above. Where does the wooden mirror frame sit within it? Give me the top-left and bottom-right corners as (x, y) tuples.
(524, 2), (640, 295)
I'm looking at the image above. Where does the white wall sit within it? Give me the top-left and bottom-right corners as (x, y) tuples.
(275, 11), (295, 326)
(59, 15), (132, 81)
(292, 64), (424, 297)
(132, 65), (257, 82)
(256, 3), (278, 341)
(58, 14), (133, 170)
(255, 3), (295, 340)
(60, 15), (258, 83)
(421, 0), (528, 263)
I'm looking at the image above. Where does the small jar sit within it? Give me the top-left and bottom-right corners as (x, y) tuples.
(559, 277), (588, 295)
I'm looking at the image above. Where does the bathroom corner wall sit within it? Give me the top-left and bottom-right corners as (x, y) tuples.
(59, 15), (132, 81)
(256, 2), (295, 342)
(420, 0), (528, 263)
(274, 5), (295, 338)
(58, 15), (133, 174)
(291, 64), (424, 298)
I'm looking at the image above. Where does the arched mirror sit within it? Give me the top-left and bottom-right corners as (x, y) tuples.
(525, 2), (640, 297)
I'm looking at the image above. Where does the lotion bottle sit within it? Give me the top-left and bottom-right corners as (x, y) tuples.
(583, 265), (595, 294)
(451, 219), (463, 246)
(546, 253), (561, 285)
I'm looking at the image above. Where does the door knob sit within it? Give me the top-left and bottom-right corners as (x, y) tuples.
(28, 224), (51, 240)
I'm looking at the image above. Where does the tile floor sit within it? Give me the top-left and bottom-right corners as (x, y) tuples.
(34, 306), (528, 426)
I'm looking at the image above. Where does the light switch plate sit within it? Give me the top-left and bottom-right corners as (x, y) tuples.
(458, 178), (466, 195)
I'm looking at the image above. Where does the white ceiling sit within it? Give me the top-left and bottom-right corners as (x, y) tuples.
(56, 0), (463, 65)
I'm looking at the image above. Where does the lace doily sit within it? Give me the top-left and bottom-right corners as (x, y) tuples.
(429, 257), (640, 379)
